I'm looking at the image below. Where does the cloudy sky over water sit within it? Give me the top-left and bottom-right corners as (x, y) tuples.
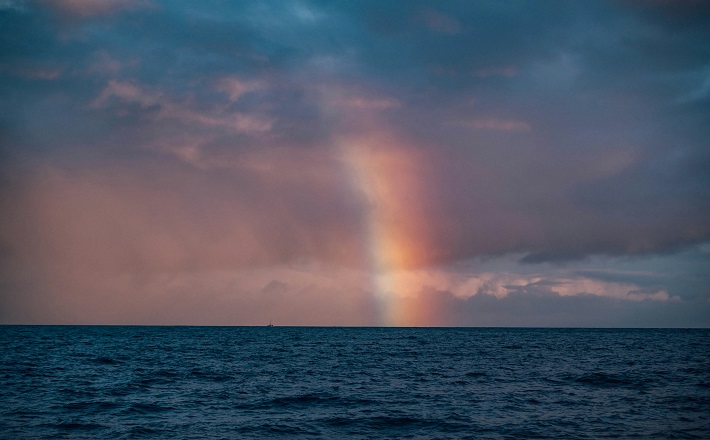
(1, 0), (709, 326)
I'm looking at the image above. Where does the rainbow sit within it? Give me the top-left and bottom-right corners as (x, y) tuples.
(339, 134), (441, 326)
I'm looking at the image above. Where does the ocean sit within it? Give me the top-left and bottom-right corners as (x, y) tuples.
(1, 326), (708, 439)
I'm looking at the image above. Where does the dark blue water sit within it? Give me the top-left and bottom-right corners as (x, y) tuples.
(1, 327), (709, 439)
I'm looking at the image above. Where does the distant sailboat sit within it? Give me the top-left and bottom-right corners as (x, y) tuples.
(267, 320), (274, 327)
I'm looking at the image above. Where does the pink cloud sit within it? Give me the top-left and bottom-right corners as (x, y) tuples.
(92, 80), (274, 135)
(0, 144), (678, 324)
(416, 8), (461, 34)
(0, 64), (63, 79)
(317, 84), (401, 116)
(341, 96), (400, 110)
(465, 118), (531, 131)
(0, 154), (373, 324)
(216, 76), (265, 102)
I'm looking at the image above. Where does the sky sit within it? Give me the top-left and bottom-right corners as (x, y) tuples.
(1, 0), (709, 327)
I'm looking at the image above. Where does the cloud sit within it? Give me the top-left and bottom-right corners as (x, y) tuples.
(0, 262), (376, 325)
(341, 96), (400, 110)
(216, 76), (265, 102)
(91, 80), (160, 108)
(92, 80), (274, 135)
(417, 288), (709, 328)
(0, 192), (692, 326)
(1, 65), (62, 79)
(0, 0), (25, 11)
(363, 267), (671, 303)
(473, 66), (519, 79)
(86, 50), (137, 77)
(464, 118), (531, 132)
(1, 1), (710, 325)
(415, 8), (461, 34)
(38, 0), (152, 17)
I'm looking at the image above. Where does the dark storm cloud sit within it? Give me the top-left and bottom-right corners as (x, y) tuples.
(573, 245), (710, 302)
(3, 0), (709, 249)
(1, 0), (709, 324)
(425, 287), (710, 328)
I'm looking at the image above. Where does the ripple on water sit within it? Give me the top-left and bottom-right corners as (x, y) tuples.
(1, 327), (708, 439)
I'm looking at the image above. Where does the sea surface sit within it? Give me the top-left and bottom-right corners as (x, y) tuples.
(1, 327), (709, 439)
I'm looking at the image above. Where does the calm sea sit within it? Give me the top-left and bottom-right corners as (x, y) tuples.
(1, 326), (708, 439)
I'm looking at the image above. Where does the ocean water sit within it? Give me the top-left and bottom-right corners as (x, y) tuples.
(1, 327), (709, 439)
